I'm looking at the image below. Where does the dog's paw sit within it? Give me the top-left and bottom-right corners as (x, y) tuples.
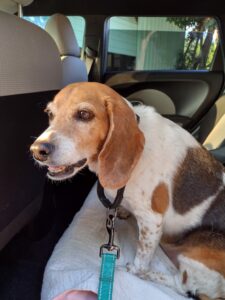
(126, 263), (139, 275)
(126, 263), (147, 275)
(138, 272), (151, 281)
(138, 271), (167, 283)
(126, 263), (146, 276)
(117, 206), (131, 220)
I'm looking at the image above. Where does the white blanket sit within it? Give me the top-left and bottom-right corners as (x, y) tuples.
(41, 183), (188, 300)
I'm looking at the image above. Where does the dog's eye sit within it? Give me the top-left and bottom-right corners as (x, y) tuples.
(76, 110), (94, 122)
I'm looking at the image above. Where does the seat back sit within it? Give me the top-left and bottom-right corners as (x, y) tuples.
(45, 13), (88, 86)
(0, 11), (62, 250)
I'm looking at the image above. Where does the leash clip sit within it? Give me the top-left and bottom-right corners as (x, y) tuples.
(100, 208), (120, 259)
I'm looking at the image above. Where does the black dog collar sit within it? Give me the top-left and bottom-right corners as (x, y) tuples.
(97, 181), (125, 209)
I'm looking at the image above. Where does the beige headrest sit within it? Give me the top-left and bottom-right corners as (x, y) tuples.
(45, 13), (81, 57)
(0, 11), (62, 96)
(0, 0), (33, 14)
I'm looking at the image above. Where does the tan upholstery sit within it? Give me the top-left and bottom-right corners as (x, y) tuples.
(127, 89), (176, 114)
(0, 11), (62, 96)
(202, 95), (225, 150)
(45, 13), (80, 57)
(45, 14), (88, 86)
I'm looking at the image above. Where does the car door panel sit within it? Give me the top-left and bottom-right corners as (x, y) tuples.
(104, 70), (224, 130)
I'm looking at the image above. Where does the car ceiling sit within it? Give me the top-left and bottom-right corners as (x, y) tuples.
(24, 0), (225, 16)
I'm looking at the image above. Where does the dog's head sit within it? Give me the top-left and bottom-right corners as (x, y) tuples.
(30, 82), (145, 189)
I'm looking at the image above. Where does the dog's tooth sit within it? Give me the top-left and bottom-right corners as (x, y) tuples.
(48, 166), (65, 173)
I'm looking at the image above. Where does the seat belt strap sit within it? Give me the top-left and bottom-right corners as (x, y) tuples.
(86, 56), (95, 74)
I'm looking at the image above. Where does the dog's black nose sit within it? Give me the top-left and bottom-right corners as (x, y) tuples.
(30, 142), (54, 162)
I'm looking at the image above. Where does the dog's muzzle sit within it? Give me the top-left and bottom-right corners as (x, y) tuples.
(30, 142), (54, 162)
(30, 141), (87, 180)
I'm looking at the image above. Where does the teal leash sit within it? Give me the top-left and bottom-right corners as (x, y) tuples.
(97, 181), (125, 300)
(98, 252), (117, 300)
(98, 208), (120, 300)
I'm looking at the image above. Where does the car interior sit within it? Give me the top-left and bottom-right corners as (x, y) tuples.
(0, 0), (224, 299)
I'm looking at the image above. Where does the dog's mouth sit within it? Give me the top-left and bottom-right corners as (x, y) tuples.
(47, 158), (87, 180)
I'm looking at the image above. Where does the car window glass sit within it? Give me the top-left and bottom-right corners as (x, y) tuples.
(107, 16), (219, 72)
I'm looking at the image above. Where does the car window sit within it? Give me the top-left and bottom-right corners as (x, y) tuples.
(107, 16), (219, 72)
(24, 16), (85, 48)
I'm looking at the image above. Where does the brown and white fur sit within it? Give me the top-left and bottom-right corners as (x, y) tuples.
(30, 82), (225, 300)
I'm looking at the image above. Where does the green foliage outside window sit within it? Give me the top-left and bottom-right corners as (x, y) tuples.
(167, 17), (218, 70)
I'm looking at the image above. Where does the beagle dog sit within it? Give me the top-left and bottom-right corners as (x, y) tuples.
(30, 82), (225, 300)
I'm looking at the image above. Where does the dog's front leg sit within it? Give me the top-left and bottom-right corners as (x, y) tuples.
(127, 210), (163, 275)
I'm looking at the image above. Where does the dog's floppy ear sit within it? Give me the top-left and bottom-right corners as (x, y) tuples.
(98, 96), (145, 190)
